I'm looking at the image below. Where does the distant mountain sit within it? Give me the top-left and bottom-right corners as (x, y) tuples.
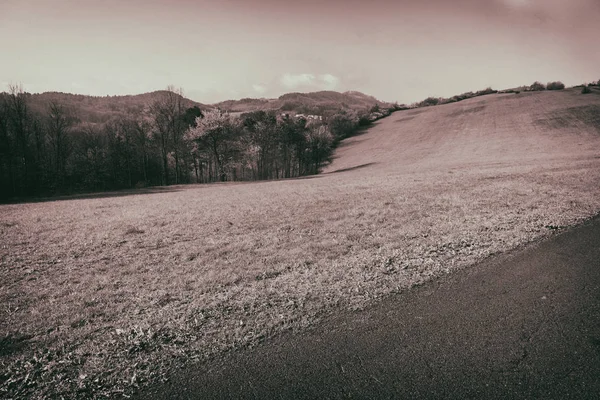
(212, 90), (392, 116)
(19, 90), (390, 126)
(24, 91), (211, 125)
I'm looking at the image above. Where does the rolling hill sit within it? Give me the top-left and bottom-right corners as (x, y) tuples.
(325, 87), (600, 175)
(21, 90), (390, 125)
(24, 90), (211, 125)
(212, 90), (392, 115)
(2, 87), (600, 399)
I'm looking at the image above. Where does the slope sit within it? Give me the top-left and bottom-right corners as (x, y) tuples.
(2, 88), (600, 399)
(142, 214), (600, 400)
(324, 88), (600, 175)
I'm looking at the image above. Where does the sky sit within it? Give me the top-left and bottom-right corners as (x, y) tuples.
(1, 0), (599, 104)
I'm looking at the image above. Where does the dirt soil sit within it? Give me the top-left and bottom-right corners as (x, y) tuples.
(139, 214), (600, 399)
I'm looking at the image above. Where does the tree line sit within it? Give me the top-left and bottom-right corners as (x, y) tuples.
(0, 85), (369, 200)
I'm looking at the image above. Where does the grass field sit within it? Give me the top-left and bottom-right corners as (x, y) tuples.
(2, 87), (600, 398)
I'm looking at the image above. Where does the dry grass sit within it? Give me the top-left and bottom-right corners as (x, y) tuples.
(2, 88), (600, 398)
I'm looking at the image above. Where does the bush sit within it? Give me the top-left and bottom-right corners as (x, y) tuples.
(418, 97), (440, 107)
(582, 85), (592, 94)
(392, 102), (409, 111)
(327, 110), (359, 139)
(475, 87), (497, 96)
(357, 112), (372, 126)
(546, 81), (565, 90)
(529, 81), (546, 91)
(455, 91), (474, 101)
(440, 97), (458, 104)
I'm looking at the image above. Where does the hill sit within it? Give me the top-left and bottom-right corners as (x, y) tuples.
(1, 87), (396, 198)
(213, 90), (392, 116)
(3, 87), (600, 399)
(24, 90), (211, 125)
(20, 89), (389, 125)
(325, 87), (600, 174)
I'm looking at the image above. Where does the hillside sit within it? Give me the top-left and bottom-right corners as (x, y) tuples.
(24, 90), (211, 125)
(1, 87), (396, 198)
(324, 87), (600, 175)
(3, 87), (600, 399)
(213, 90), (392, 115)
(20, 89), (389, 126)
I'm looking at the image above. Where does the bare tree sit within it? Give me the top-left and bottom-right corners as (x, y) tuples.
(242, 111), (279, 180)
(0, 93), (14, 196)
(47, 101), (74, 190)
(133, 114), (152, 185)
(149, 86), (186, 185)
(7, 84), (32, 193)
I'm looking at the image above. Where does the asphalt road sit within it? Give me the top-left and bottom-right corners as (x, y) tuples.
(139, 215), (600, 399)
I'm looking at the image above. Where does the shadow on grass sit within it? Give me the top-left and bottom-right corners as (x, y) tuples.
(337, 137), (368, 149)
(1, 186), (185, 205)
(326, 162), (377, 174)
(394, 115), (416, 123)
(0, 334), (34, 357)
(332, 124), (378, 151)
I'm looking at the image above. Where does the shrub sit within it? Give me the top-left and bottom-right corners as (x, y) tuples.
(418, 97), (440, 107)
(546, 81), (565, 90)
(529, 81), (546, 91)
(582, 85), (592, 94)
(327, 110), (359, 139)
(475, 87), (497, 96)
(392, 102), (409, 111)
(455, 91), (474, 101)
(357, 112), (372, 126)
(440, 97), (457, 104)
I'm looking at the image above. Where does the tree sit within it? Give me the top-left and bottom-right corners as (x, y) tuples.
(71, 123), (109, 192)
(418, 97), (440, 107)
(133, 115), (153, 185)
(7, 84), (33, 194)
(278, 115), (308, 177)
(186, 109), (240, 182)
(242, 110), (278, 180)
(149, 86), (186, 185)
(529, 81), (546, 91)
(0, 93), (14, 197)
(546, 81), (565, 90)
(304, 122), (333, 175)
(47, 101), (74, 191)
(327, 110), (359, 140)
(182, 106), (203, 127)
(29, 115), (48, 193)
(104, 117), (136, 188)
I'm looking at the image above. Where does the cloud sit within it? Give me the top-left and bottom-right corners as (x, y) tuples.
(279, 73), (341, 91)
(319, 73), (340, 89)
(252, 83), (267, 94)
(280, 73), (316, 89)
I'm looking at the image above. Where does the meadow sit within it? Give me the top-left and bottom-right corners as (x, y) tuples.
(2, 87), (600, 398)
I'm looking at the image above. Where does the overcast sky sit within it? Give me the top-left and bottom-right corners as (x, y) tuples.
(1, 0), (598, 104)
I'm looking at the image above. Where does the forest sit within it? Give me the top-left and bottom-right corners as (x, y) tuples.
(0, 85), (382, 200)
